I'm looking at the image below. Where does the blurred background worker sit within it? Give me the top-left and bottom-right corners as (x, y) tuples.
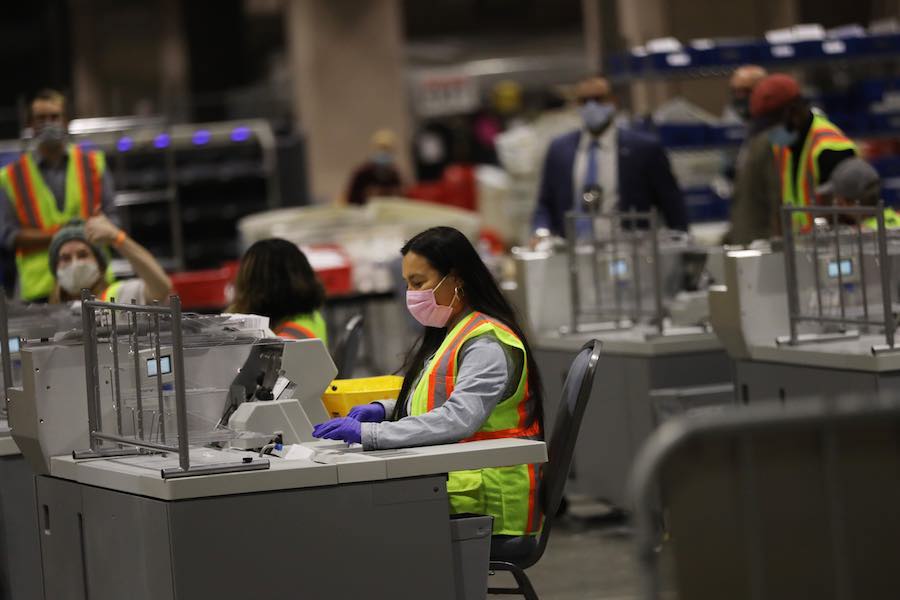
(750, 74), (857, 234)
(0, 89), (118, 302)
(345, 129), (404, 206)
(47, 216), (170, 305)
(723, 65), (782, 245)
(818, 157), (900, 229)
(228, 238), (327, 343)
(532, 76), (688, 240)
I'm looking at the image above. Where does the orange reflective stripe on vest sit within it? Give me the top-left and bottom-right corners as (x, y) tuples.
(429, 312), (484, 412)
(7, 159), (44, 229)
(71, 146), (102, 218)
(276, 322), (317, 340)
(526, 463), (539, 534)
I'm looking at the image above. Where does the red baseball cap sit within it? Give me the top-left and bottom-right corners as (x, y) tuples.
(750, 74), (801, 119)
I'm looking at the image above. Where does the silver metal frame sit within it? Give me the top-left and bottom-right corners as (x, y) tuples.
(0, 295), (12, 419)
(628, 396), (900, 600)
(780, 202), (896, 352)
(74, 292), (268, 479)
(564, 209), (665, 335)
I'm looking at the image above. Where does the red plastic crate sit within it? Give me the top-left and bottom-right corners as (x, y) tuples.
(301, 244), (353, 297)
(169, 262), (240, 311)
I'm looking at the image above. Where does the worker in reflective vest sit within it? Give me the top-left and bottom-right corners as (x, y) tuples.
(749, 74), (857, 233)
(47, 217), (171, 305)
(0, 89), (118, 301)
(228, 238), (328, 345)
(312, 226), (545, 543)
(817, 157), (900, 231)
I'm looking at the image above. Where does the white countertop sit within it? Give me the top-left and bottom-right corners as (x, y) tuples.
(536, 325), (721, 356)
(49, 438), (548, 501)
(748, 335), (900, 373)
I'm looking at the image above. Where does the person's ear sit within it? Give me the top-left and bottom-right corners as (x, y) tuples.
(452, 274), (465, 296)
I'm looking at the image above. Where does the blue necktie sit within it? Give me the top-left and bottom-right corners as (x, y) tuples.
(575, 140), (600, 238)
(584, 139), (599, 191)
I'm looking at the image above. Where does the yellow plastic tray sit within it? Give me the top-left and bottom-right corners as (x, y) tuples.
(321, 375), (404, 418)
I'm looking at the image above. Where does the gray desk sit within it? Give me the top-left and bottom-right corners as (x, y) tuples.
(36, 439), (546, 600)
(1, 424), (43, 600)
(735, 336), (900, 404)
(534, 327), (732, 508)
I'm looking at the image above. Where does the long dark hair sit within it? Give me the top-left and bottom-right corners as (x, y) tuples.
(229, 238), (325, 326)
(395, 226), (543, 429)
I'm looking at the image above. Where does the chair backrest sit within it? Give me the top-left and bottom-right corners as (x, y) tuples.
(333, 314), (364, 379)
(526, 339), (601, 566)
(630, 397), (900, 600)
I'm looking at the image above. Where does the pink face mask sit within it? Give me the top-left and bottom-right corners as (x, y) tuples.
(406, 275), (458, 328)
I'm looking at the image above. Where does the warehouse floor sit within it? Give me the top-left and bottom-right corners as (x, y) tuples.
(487, 498), (675, 600)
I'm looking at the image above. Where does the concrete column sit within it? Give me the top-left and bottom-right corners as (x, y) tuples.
(285, 0), (411, 203)
(68, 0), (103, 117)
(158, 0), (191, 121)
(68, 0), (190, 119)
(616, 0), (671, 116)
(581, 0), (602, 74)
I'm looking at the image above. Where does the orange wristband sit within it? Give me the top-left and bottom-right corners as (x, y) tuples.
(113, 230), (127, 249)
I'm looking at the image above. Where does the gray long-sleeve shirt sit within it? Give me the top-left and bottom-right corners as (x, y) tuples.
(0, 150), (118, 250)
(361, 335), (525, 450)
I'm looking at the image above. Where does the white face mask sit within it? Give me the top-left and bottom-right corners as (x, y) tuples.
(57, 260), (101, 296)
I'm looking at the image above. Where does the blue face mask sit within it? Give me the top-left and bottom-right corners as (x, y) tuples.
(767, 124), (798, 147)
(580, 101), (615, 134)
(372, 151), (394, 167)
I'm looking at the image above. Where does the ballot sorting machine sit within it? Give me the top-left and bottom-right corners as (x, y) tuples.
(564, 209), (667, 336)
(779, 203), (897, 351)
(71, 292), (270, 478)
(515, 210), (733, 508)
(0, 296), (85, 600)
(1, 294), (546, 600)
(712, 202), (900, 405)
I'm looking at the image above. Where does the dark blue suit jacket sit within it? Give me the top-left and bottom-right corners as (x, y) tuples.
(533, 128), (688, 235)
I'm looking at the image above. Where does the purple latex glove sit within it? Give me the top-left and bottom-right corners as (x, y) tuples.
(347, 403), (386, 423)
(312, 417), (362, 444)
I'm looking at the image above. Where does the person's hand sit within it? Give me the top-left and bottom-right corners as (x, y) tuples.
(312, 417), (362, 444)
(84, 214), (121, 246)
(347, 403), (386, 423)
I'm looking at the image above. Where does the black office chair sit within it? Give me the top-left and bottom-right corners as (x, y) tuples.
(332, 314), (364, 379)
(488, 340), (602, 599)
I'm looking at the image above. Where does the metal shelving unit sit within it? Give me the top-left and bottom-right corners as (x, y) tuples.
(63, 118), (280, 272)
(607, 31), (900, 82)
(606, 29), (900, 222)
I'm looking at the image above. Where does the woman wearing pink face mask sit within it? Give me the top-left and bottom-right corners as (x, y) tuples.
(313, 226), (546, 544)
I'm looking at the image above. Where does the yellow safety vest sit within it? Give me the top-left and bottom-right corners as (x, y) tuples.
(408, 311), (543, 536)
(776, 113), (857, 232)
(0, 145), (106, 300)
(274, 310), (327, 346)
(100, 281), (123, 302)
(862, 207), (900, 230)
